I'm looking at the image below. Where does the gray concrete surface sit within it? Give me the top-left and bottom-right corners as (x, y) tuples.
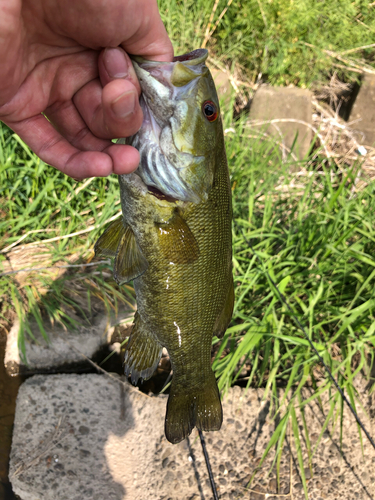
(210, 68), (233, 108)
(9, 374), (375, 500)
(349, 74), (375, 146)
(249, 85), (313, 160)
(4, 309), (133, 375)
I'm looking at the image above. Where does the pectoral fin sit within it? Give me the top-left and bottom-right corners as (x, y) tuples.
(213, 277), (234, 338)
(114, 226), (148, 284)
(124, 312), (163, 384)
(156, 211), (199, 264)
(94, 218), (126, 258)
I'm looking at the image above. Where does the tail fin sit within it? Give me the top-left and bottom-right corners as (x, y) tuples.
(165, 371), (222, 444)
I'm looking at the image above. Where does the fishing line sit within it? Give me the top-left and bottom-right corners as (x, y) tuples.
(198, 429), (219, 500)
(236, 222), (375, 452)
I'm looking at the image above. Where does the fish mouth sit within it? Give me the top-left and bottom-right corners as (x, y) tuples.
(132, 49), (208, 69)
(128, 50), (209, 204)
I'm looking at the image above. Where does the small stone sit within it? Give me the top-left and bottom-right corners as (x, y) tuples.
(268, 478), (277, 491)
(361, 471), (369, 481)
(242, 474), (251, 486)
(304, 467), (311, 480)
(161, 448), (173, 460)
(164, 471), (175, 483)
(250, 493), (264, 500)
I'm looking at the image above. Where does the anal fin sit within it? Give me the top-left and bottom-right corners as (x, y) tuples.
(213, 277), (234, 338)
(124, 312), (163, 384)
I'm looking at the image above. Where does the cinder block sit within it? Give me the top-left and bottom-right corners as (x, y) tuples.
(249, 85), (313, 159)
(349, 74), (375, 146)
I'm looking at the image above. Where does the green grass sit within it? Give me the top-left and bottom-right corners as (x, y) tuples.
(160, 0), (375, 87)
(213, 113), (375, 493)
(0, 123), (135, 361)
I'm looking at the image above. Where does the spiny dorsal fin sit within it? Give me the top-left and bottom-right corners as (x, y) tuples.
(114, 225), (148, 284)
(94, 218), (126, 258)
(156, 211), (199, 264)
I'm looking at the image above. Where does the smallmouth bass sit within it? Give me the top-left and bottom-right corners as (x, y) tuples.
(95, 49), (233, 444)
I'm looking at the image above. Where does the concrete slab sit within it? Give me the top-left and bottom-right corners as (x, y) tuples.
(248, 85), (313, 160)
(9, 374), (375, 500)
(210, 68), (233, 108)
(4, 308), (134, 376)
(349, 74), (375, 146)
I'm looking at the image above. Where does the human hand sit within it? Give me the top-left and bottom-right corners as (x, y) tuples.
(0, 0), (173, 179)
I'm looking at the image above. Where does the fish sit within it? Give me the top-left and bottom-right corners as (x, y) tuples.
(95, 48), (233, 444)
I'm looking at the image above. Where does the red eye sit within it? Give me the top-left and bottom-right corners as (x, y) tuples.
(202, 100), (218, 122)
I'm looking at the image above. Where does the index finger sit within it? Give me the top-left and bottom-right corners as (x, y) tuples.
(5, 113), (140, 179)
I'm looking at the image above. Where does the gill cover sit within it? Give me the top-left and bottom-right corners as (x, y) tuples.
(128, 49), (222, 203)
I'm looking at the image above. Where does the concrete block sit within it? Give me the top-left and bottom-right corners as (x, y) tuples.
(349, 74), (375, 146)
(9, 375), (375, 499)
(248, 85), (313, 159)
(210, 68), (233, 108)
(4, 308), (134, 376)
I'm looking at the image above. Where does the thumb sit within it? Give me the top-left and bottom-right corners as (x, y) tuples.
(98, 47), (141, 95)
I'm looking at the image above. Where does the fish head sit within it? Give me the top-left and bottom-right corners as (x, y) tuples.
(129, 49), (222, 203)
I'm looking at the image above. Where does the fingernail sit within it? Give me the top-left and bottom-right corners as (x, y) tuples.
(104, 47), (129, 78)
(112, 91), (136, 118)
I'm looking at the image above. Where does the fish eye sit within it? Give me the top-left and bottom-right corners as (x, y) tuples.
(202, 100), (218, 122)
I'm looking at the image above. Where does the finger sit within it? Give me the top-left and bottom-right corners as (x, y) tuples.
(73, 77), (143, 140)
(45, 95), (111, 151)
(105, 143), (140, 176)
(121, 1), (174, 62)
(5, 113), (139, 179)
(98, 47), (141, 93)
(0, 0), (24, 105)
